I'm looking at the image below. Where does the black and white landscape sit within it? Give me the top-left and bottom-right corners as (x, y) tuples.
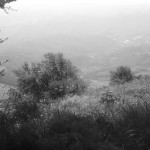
(1, 0), (150, 150)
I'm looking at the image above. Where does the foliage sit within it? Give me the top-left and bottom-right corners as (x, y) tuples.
(0, 68), (4, 78)
(101, 90), (119, 104)
(0, 0), (16, 9)
(110, 66), (134, 85)
(14, 53), (87, 101)
(1, 77), (150, 149)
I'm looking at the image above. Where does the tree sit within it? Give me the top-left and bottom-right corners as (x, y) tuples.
(0, 0), (16, 40)
(0, 0), (16, 9)
(110, 66), (134, 85)
(14, 52), (87, 101)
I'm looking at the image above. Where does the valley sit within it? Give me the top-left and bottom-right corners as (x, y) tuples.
(1, 11), (150, 97)
(1, 33), (150, 88)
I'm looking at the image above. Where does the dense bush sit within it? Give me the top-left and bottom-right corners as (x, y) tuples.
(14, 53), (87, 101)
(110, 66), (134, 85)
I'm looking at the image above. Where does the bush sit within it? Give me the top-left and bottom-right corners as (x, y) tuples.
(110, 66), (134, 85)
(14, 52), (87, 101)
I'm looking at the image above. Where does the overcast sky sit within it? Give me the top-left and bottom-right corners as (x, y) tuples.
(1, 0), (150, 40)
(4, 0), (150, 16)
(1, 0), (150, 55)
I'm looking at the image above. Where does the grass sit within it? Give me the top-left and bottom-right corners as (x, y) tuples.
(55, 77), (150, 149)
(1, 77), (150, 149)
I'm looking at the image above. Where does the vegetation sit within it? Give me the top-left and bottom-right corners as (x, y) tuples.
(14, 53), (87, 101)
(110, 66), (134, 85)
(0, 0), (16, 9)
(1, 2), (150, 149)
(1, 60), (150, 150)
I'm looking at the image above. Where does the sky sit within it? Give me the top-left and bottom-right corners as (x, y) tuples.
(1, 0), (150, 43)
(1, 0), (150, 59)
(6, 0), (150, 16)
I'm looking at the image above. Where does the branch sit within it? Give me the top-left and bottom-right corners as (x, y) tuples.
(0, 60), (9, 78)
(0, 60), (9, 65)
(0, 69), (4, 77)
(0, 0), (16, 9)
(0, 37), (8, 43)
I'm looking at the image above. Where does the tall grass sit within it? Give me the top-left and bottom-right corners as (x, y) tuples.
(1, 77), (150, 149)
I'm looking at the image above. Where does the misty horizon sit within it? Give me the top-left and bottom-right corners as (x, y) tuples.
(1, 0), (150, 86)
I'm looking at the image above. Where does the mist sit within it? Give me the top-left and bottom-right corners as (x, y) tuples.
(2, 1), (150, 149)
(1, 0), (150, 86)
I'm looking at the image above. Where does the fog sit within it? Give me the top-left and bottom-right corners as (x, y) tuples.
(1, 1), (150, 149)
(0, 0), (150, 41)
(1, 0), (150, 55)
(1, 0), (150, 85)
(1, 0), (150, 31)
(1, 0), (150, 37)
(5, 0), (150, 16)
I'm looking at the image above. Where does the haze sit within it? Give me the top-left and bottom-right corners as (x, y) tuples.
(0, 0), (150, 36)
(1, 0), (150, 85)
(7, 0), (150, 15)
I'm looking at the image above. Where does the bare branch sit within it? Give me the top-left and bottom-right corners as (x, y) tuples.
(0, 37), (8, 43)
(0, 0), (16, 9)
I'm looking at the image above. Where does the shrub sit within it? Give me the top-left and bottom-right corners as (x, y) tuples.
(101, 90), (119, 104)
(14, 53), (87, 101)
(110, 66), (134, 85)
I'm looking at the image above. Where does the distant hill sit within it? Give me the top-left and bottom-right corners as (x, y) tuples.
(1, 38), (150, 86)
(105, 45), (150, 68)
(0, 33), (119, 86)
(1, 12), (150, 86)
